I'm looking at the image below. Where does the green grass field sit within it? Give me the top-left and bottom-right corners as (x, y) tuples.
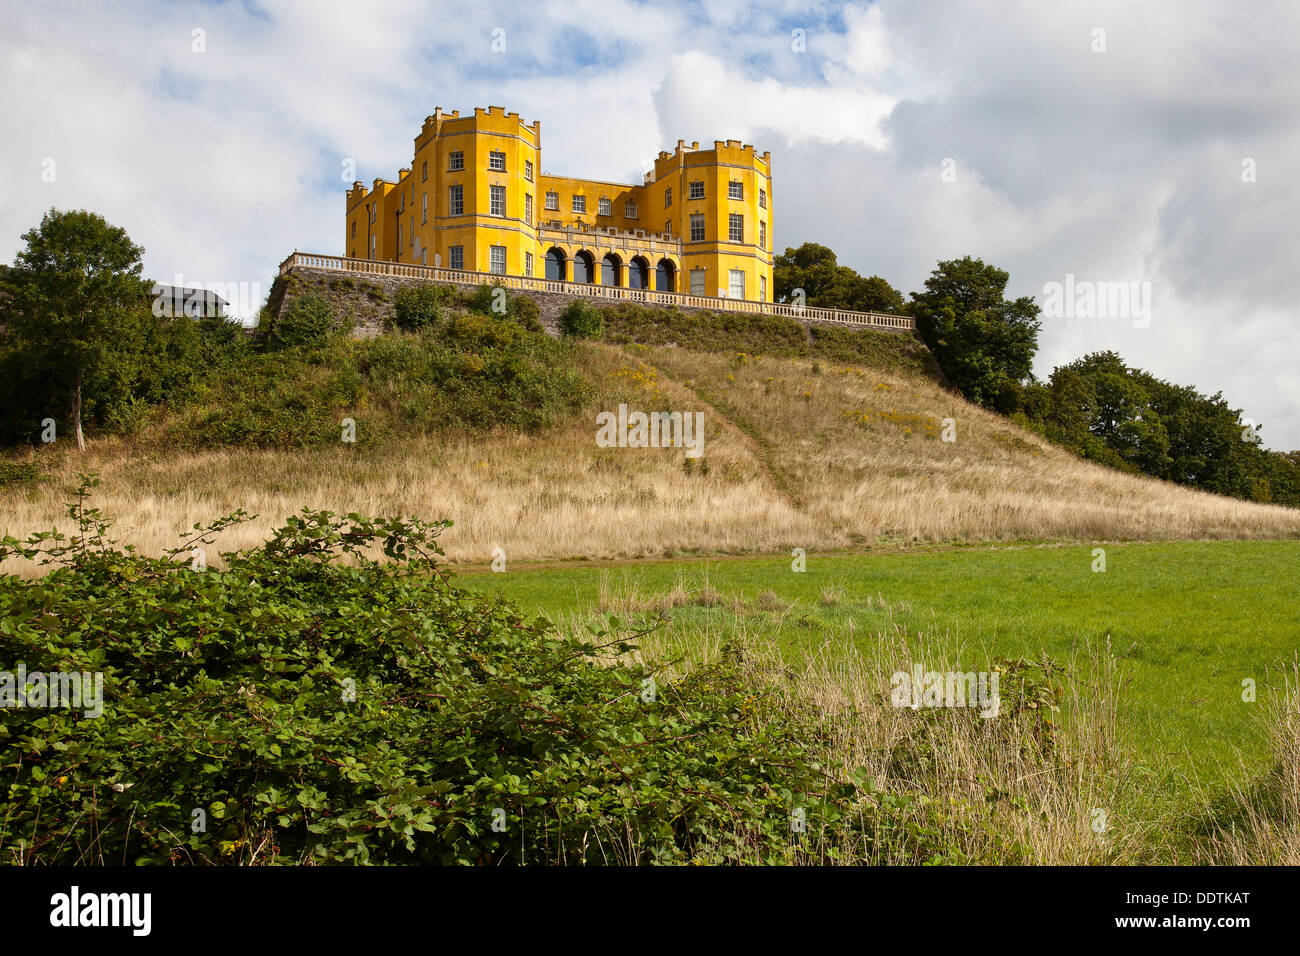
(462, 539), (1300, 859)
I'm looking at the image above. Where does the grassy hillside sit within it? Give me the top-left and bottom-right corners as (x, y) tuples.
(3, 305), (1298, 574)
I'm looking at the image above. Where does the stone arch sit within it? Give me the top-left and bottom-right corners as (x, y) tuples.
(601, 253), (623, 287)
(545, 247), (567, 281)
(655, 258), (677, 293)
(628, 255), (650, 290)
(573, 250), (596, 284)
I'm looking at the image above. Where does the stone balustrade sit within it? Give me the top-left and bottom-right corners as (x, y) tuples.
(277, 252), (916, 332)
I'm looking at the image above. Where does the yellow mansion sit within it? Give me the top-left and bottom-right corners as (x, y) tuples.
(345, 106), (774, 301)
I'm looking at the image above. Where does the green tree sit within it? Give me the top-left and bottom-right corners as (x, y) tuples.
(909, 256), (1041, 409)
(3, 209), (147, 450)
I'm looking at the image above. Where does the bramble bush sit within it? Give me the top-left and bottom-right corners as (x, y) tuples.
(0, 479), (904, 865)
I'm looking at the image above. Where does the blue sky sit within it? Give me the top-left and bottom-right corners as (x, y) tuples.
(3, 0), (1299, 449)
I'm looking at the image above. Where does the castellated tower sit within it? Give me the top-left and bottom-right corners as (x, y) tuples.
(345, 107), (773, 301)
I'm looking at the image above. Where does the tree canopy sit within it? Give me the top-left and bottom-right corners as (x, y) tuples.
(774, 242), (905, 314)
(909, 255), (1041, 411)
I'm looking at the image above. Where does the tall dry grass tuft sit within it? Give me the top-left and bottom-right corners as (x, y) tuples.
(566, 596), (1142, 864)
(1195, 663), (1300, 864)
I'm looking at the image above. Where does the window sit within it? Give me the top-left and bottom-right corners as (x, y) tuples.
(760, 275), (767, 302)
(664, 220), (671, 236)
(351, 221), (356, 238)
(488, 150), (506, 171)
(689, 181), (704, 200)
(664, 186), (672, 207)
(422, 161), (428, 182)
(729, 269), (744, 299)
(449, 151), (464, 171)
(689, 214), (705, 242)
(449, 184), (463, 216)
(450, 245), (463, 270)
(759, 220), (766, 249)
(369, 204), (376, 224)
(728, 180), (743, 200)
(690, 268), (706, 295)
(490, 245), (506, 274)
(625, 199), (638, 219)
(525, 159), (533, 181)
(421, 249), (427, 265)
(598, 196), (612, 216)
(409, 216), (414, 247)
(397, 223), (402, 251)
(525, 251), (533, 277)
(369, 234), (376, 258)
(572, 194), (586, 214)
(525, 193), (533, 224)
(545, 190), (559, 210)
(759, 187), (767, 209)
(490, 184), (506, 216)
(422, 193), (428, 223)
(729, 213), (743, 242)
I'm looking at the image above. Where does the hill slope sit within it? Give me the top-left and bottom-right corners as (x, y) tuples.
(2, 313), (1298, 569)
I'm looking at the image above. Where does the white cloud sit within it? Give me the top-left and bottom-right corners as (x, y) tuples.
(2, 0), (1297, 448)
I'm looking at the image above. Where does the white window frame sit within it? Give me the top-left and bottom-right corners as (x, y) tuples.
(690, 214), (705, 242)
(525, 193), (533, 224)
(545, 191), (559, 211)
(728, 269), (744, 299)
(690, 268), (706, 295)
(525, 251), (533, 277)
(450, 245), (464, 270)
(729, 180), (743, 200)
(598, 196), (612, 216)
(449, 151), (464, 172)
(525, 159), (534, 181)
(729, 213), (743, 243)
(421, 193), (428, 224)
(489, 184), (506, 217)
(488, 150), (506, 171)
(625, 200), (638, 219)
(449, 184), (463, 216)
(689, 180), (704, 200)
(489, 245), (506, 275)
(572, 194), (586, 214)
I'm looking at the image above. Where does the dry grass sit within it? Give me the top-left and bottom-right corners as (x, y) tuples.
(1195, 663), (1300, 864)
(563, 600), (1140, 864)
(646, 346), (1300, 543)
(3, 343), (1296, 577)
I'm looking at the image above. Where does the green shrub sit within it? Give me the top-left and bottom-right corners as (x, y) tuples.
(509, 294), (543, 332)
(270, 291), (338, 350)
(559, 300), (604, 339)
(0, 483), (888, 865)
(0, 460), (42, 485)
(392, 285), (446, 332)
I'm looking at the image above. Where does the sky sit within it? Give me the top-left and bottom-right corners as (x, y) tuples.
(2, 0), (1297, 449)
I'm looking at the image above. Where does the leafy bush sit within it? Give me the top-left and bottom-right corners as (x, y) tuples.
(559, 300), (604, 339)
(171, 319), (590, 448)
(270, 291), (339, 350)
(392, 285), (446, 332)
(0, 460), (42, 485)
(0, 483), (885, 865)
